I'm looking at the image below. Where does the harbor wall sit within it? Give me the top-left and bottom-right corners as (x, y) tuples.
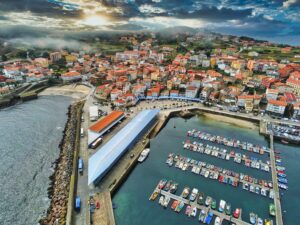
(39, 101), (83, 225)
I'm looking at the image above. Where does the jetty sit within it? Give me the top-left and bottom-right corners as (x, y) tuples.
(169, 154), (273, 194)
(269, 134), (284, 225)
(151, 186), (252, 225)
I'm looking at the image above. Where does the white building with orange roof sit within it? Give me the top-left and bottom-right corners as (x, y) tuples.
(61, 71), (81, 82)
(292, 102), (300, 119)
(266, 100), (287, 117)
(266, 88), (279, 100)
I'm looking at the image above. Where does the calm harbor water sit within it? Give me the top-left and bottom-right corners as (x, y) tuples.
(113, 115), (299, 225)
(0, 96), (72, 225)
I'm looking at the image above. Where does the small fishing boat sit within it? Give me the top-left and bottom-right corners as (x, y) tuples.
(249, 212), (257, 224)
(163, 180), (172, 191)
(233, 208), (241, 218)
(269, 203), (276, 216)
(163, 196), (170, 208)
(205, 196), (212, 206)
(175, 201), (185, 213)
(225, 203), (231, 215)
(170, 182), (178, 193)
(185, 205), (191, 216)
(189, 188), (198, 201)
(214, 216), (221, 225)
(197, 192), (205, 205)
(181, 187), (190, 198)
(158, 196), (164, 206)
(190, 206), (197, 217)
(211, 199), (217, 210)
(218, 200), (226, 213)
(198, 209), (206, 222)
(149, 191), (159, 201)
(264, 219), (272, 225)
(205, 212), (213, 224)
(158, 179), (167, 189)
(257, 217), (263, 225)
(171, 200), (179, 210)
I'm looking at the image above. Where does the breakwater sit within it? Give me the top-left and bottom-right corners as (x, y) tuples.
(39, 101), (83, 225)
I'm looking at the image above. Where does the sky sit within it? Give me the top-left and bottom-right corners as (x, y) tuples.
(0, 0), (300, 45)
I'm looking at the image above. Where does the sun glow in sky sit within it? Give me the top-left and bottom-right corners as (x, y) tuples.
(80, 15), (111, 27)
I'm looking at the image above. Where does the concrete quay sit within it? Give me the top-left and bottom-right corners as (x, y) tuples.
(269, 134), (284, 225)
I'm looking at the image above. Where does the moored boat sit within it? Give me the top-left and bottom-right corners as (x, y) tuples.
(249, 212), (257, 224)
(163, 180), (172, 191)
(149, 191), (159, 201)
(163, 196), (170, 208)
(170, 182), (178, 193)
(175, 201), (185, 212)
(158, 179), (167, 189)
(218, 200), (226, 212)
(225, 203), (231, 215)
(191, 206), (197, 217)
(233, 208), (241, 218)
(211, 199), (217, 210)
(181, 186), (190, 198)
(197, 192), (205, 205)
(189, 188), (199, 201)
(185, 205), (191, 216)
(264, 219), (272, 225)
(269, 203), (275, 216)
(158, 196), (164, 206)
(138, 148), (150, 162)
(205, 211), (213, 224)
(171, 200), (179, 210)
(205, 196), (212, 206)
(257, 217), (263, 225)
(214, 216), (221, 225)
(199, 209), (206, 222)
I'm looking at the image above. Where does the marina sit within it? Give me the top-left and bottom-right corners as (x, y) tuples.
(112, 115), (298, 225)
(183, 140), (271, 172)
(166, 154), (274, 197)
(187, 129), (270, 154)
(149, 180), (273, 225)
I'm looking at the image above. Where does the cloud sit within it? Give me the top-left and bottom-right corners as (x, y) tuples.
(8, 37), (91, 50)
(283, 0), (300, 8)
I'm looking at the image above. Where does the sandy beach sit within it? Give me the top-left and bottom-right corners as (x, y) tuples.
(199, 112), (258, 130)
(39, 84), (91, 99)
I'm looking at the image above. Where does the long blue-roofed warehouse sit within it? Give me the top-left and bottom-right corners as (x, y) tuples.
(88, 109), (160, 185)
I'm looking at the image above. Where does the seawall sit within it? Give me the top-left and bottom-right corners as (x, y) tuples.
(39, 101), (83, 225)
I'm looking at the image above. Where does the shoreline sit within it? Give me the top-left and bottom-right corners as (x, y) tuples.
(199, 111), (258, 130)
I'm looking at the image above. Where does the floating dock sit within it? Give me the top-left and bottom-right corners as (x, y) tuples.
(183, 140), (271, 173)
(168, 154), (274, 195)
(151, 186), (253, 225)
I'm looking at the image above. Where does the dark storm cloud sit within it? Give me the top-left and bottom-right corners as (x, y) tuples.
(0, 0), (83, 18)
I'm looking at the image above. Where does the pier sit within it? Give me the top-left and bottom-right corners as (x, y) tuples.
(269, 134), (284, 225)
(151, 187), (252, 225)
(169, 154), (273, 193)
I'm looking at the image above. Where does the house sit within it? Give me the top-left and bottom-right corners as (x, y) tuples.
(110, 89), (122, 101)
(185, 86), (198, 98)
(170, 90), (179, 97)
(61, 71), (81, 82)
(266, 100), (287, 117)
(237, 95), (261, 112)
(292, 102), (300, 119)
(286, 77), (300, 95)
(266, 88), (279, 100)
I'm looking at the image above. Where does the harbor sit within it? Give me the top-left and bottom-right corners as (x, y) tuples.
(113, 117), (282, 224)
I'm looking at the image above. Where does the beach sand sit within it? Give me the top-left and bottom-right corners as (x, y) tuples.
(199, 112), (258, 130)
(39, 84), (91, 99)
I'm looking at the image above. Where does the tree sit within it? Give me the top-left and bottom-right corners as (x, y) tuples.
(1, 54), (7, 61)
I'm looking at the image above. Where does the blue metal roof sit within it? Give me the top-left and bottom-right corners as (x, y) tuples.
(88, 109), (159, 185)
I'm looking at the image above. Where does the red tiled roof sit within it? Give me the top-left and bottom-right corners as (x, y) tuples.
(89, 111), (124, 133)
(268, 100), (287, 107)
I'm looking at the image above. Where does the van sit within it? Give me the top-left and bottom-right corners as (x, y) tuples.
(75, 196), (81, 212)
(78, 158), (83, 175)
(80, 128), (84, 137)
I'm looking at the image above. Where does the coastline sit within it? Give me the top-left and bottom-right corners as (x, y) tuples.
(39, 84), (91, 99)
(39, 101), (83, 225)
